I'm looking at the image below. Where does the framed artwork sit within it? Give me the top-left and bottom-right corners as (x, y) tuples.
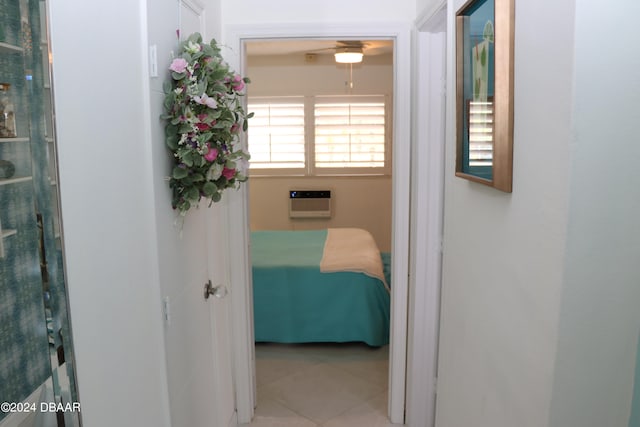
(456, 0), (514, 192)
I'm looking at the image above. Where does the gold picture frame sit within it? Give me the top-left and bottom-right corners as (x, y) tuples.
(456, 0), (514, 192)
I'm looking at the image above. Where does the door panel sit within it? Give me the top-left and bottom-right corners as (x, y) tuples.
(167, 2), (236, 426)
(206, 206), (236, 427)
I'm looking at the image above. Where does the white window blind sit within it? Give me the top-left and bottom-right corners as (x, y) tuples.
(247, 95), (389, 175)
(314, 96), (386, 169)
(468, 100), (494, 167)
(247, 98), (305, 169)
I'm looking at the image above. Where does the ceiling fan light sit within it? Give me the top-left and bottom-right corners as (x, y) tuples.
(334, 48), (363, 64)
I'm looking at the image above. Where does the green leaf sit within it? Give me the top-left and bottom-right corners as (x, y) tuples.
(211, 192), (222, 203)
(188, 32), (202, 44)
(182, 153), (194, 167)
(163, 94), (174, 111)
(178, 123), (192, 134)
(166, 135), (179, 150)
(209, 69), (228, 82)
(202, 181), (217, 196)
(172, 166), (189, 180)
(199, 132), (213, 142)
(186, 187), (200, 202)
(165, 123), (178, 137)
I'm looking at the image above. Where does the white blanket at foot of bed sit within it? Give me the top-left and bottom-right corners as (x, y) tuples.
(320, 228), (388, 290)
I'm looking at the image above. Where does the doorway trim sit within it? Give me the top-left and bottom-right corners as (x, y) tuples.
(224, 22), (412, 424)
(406, 2), (447, 427)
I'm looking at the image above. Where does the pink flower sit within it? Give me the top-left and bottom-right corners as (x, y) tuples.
(233, 81), (245, 92)
(204, 145), (218, 162)
(222, 167), (236, 179)
(232, 75), (245, 92)
(195, 122), (210, 131)
(230, 123), (240, 133)
(169, 58), (188, 73)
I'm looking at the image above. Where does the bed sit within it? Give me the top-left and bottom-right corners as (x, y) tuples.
(251, 228), (390, 347)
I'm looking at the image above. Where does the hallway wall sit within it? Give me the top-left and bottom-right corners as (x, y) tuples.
(547, 0), (640, 425)
(437, 0), (574, 424)
(220, 0), (416, 25)
(437, 0), (640, 426)
(48, 1), (171, 426)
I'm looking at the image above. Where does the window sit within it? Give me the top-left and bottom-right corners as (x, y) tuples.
(247, 95), (390, 175)
(314, 96), (386, 169)
(246, 97), (305, 170)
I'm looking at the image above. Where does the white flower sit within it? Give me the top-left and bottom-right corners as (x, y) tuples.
(185, 41), (201, 54)
(207, 163), (224, 180)
(193, 93), (217, 109)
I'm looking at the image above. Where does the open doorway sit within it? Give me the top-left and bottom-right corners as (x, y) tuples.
(223, 23), (412, 425)
(245, 38), (394, 425)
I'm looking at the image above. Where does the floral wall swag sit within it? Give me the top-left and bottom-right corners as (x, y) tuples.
(162, 33), (252, 215)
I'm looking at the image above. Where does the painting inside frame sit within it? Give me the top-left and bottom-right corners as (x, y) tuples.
(456, 0), (514, 192)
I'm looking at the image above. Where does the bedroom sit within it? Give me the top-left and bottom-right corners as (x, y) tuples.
(245, 39), (395, 423)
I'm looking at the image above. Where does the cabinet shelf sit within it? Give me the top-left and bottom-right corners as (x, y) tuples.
(0, 42), (24, 54)
(0, 137), (29, 143)
(0, 176), (32, 186)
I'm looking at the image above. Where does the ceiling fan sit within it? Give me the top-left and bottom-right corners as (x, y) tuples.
(307, 41), (373, 63)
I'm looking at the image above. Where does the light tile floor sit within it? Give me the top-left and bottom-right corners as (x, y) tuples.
(243, 343), (399, 427)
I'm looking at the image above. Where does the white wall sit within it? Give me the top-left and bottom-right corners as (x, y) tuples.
(436, 0), (640, 426)
(48, 1), (171, 426)
(249, 177), (392, 251)
(221, 0), (416, 25)
(436, 0), (575, 425)
(547, 0), (640, 425)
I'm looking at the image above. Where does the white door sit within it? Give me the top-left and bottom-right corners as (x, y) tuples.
(178, 2), (236, 426)
(204, 206), (237, 427)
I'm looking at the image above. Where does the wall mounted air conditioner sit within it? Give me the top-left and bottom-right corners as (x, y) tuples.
(289, 190), (332, 218)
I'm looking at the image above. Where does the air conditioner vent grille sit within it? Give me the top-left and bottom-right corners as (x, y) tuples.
(289, 190), (331, 218)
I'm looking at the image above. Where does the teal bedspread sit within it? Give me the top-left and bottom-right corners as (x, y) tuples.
(251, 230), (390, 346)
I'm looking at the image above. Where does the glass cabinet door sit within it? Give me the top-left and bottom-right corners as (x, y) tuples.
(0, 1), (80, 425)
